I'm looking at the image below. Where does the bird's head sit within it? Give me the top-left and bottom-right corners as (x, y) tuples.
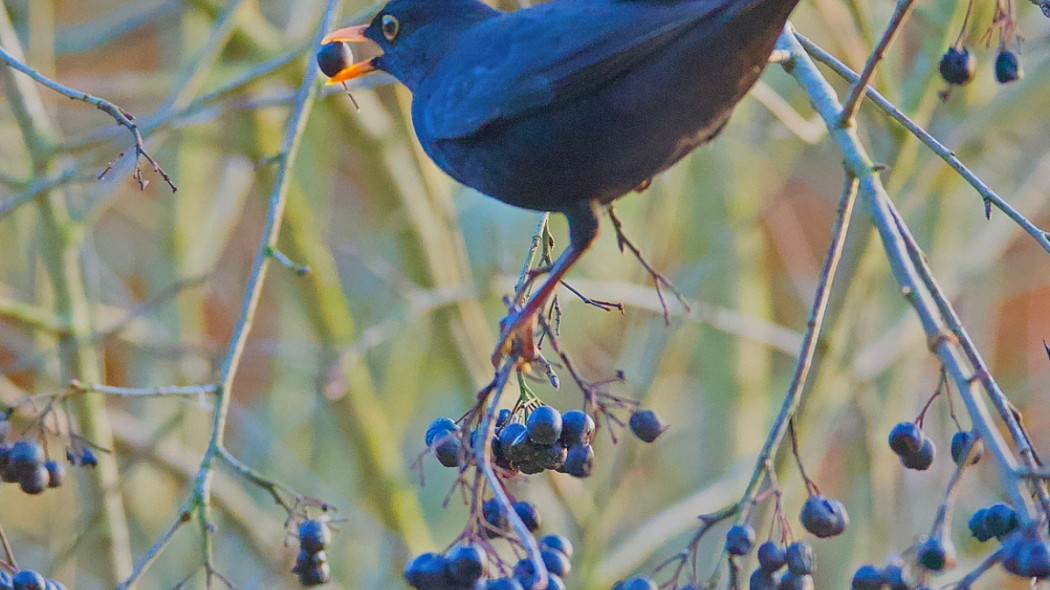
(321, 0), (499, 91)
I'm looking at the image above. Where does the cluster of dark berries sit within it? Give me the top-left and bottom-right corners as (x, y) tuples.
(482, 498), (544, 538)
(746, 539), (816, 590)
(968, 502), (1020, 542)
(291, 520), (331, 586)
(850, 559), (910, 590)
(939, 46), (1023, 87)
(1001, 526), (1050, 578)
(405, 535), (574, 590)
(0, 570), (67, 590)
(66, 446), (97, 467)
(948, 431), (982, 466)
(888, 422), (935, 470)
(316, 42), (353, 78)
(0, 440), (65, 495)
(799, 494), (849, 538)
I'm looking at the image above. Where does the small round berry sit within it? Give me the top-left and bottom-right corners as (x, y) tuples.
(628, 410), (667, 443)
(527, 406), (563, 446)
(496, 408), (513, 428)
(899, 437), (935, 471)
(779, 572), (815, 590)
(486, 578), (524, 590)
(425, 417), (458, 446)
(544, 573), (566, 590)
(785, 542), (815, 575)
(888, 422), (922, 457)
(620, 576), (658, 590)
(756, 541), (786, 572)
(1002, 528), (1050, 578)
(446, 544), (485, 585)
(483, 498), (509, 537)
(298, 519), (331, 554)
(949, 431), (982, 466)
(12, 571), (47, 590)
(882, 562), (907, 590)
(984, 503), (1020, 540)
(9, 441), (44, 478)
(316, 42), (353, 78)
(403, 552), (449, 589)
(500, 423), (529, 462)
(292, 549), (326, 572)
(80, 447), (98, 467)
(540, 534), (574, 560)
(560, 410), (595, 447)
(297, 561), (331, 586)
(563, 444), (594, 478)
(44, 460), (64, 488)
(917, 537), (955, 571)
(968, 508), (993, 542)
(799, 495), (850, 538)
(19, 465), (48, 495)
(995, 50), (1023, 84)
(542, 548), (572, 577)
(513, 500), (542, 532)
(850, 564), (884, 590)
(749, 568), (777, 590)
(725, 524), (756, 556)
(533, 442), (567, 471)
(434, 436), (462, 468)
(939, 47), (976, 85)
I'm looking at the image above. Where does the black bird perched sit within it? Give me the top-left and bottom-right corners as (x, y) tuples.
(322, 0), (801, 365)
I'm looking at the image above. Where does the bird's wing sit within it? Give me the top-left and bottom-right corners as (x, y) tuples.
(420, 0), (737, 140)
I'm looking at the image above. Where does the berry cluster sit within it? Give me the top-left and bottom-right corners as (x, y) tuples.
(0, 570), (67, 590)
(1001, 526), (1050, 578)
(0, 440), (65, 495)
(850, 559), (911, 590)
(939, 46), (1023, 87)
(291, 520), (332, 586)
(887, 422), (935, 470)
(404, 534), (575, 590)
(743, 538), (816, 590)
(968, 502), (1020, 542)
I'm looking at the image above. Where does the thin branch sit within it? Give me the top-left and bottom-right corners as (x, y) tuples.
(0, 167), (81, 220)
(796, 33), (1050, 255)
(838, 0), (917, 125)
(68, 380), (218, 401)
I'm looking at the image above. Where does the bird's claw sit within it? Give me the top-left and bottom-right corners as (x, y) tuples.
(491, 308), (539, 367)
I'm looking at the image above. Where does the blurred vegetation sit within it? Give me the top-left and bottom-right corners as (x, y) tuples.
(0, 0), (1049, 588)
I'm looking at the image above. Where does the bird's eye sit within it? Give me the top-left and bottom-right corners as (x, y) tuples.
(381, 15), (400, 41)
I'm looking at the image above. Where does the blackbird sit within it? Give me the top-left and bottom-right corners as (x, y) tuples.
(322, 0), (801, 365)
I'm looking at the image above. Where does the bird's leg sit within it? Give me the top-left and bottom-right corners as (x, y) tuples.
(606, 206), (690, 325)
(492, 200), (600, 367)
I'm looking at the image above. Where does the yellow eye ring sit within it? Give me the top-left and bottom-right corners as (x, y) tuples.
(381, 15), (400, 41)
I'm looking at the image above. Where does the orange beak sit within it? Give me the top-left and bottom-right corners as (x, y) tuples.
(321, 25), (378, 85)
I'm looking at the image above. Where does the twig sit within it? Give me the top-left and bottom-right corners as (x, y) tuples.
(796, 33), (1050, 255)
(838, 0), (917, 125)
(706, 168), (859, 587)
(0, 45), (177, 192)
(606, 206), (689, 325)
(0, 522), (18, 572)
(68, 380), (218, 401)
(0, 167), (81, 220)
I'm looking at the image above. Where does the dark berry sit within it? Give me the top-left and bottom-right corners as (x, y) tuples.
(80, 447), (98, 467)
(527, 406), (563, 446)
(939, 47), (976, 85)
(619, 576), (658, 590)
(749, 568), (777, 590)
(544, 573), (566, 590)
(496, 409), (513, 428)
(425, 417), (458, 446)
(851, 564), (884, 590)
(968, 508), (993, 542)
(883, 563), (908, 590)
(726, 524), (756, 556)
(899, 437), (935, 471)
(563, 444), (594, 478)
(434, 435), (462, 468)
(995, 51), (1023, 84)
(11, 571), (46, 590)
(799, 494), (850, 538)
(9, 441), (44, 478)
(560, 410), (595, 447)
(0, 572), (11, 590)
(513, 500), (542, 532)
(985, 503), (1021, 540)
(779, 572), (815, 590)
(403, 552), (450, 589)
(950, 431), (982, 465)
(917, 537), (954, 571)
(500, 423), (529, 462)
(298, 519), (331, 554)
(785, 542), (814, 575)
(18, 465), (48, 495)
(1002, 528), (1050, 578)
(888, 422), (922, 456)
(44, 460), (64, 488)
(316, 42), (353, 78)
(483, 498), (509, 537)
(446, 544), (485, 585)
(297, 562), (330, 586)
(534, 442), (567, 471)
(757, 541), (786, 572)
(540, 534), (574, 560)
(629, 410), (667, 443)
(292, 549), (326, 572)
(542, 548), (572, 577)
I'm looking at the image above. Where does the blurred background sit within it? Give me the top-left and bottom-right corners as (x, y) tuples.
(1, 0), (1050, 588)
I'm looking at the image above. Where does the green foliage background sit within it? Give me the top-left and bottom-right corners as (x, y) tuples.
(1, 0), (1050, 588)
